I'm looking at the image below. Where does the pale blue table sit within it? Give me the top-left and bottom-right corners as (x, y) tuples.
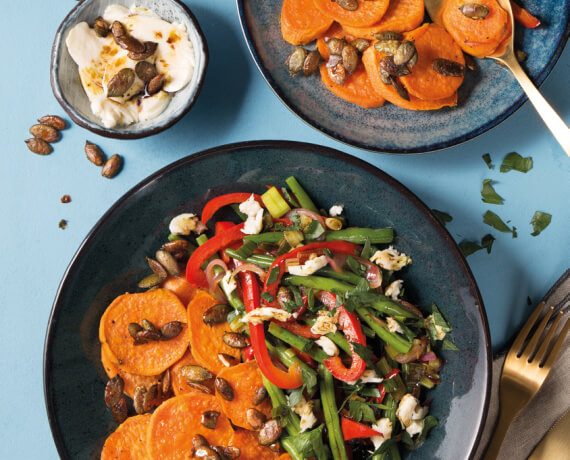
(0, 1), (568, 458)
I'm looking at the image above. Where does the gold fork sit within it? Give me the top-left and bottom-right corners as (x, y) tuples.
(483, 301), (569, 460)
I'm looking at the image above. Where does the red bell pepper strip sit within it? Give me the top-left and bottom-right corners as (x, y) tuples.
(375, 384), (387, 404)
(201, 193), (263, 224)
(215, 222), (239, 263)
(341, 417), (382, 441)
(240, 270), (303, 389)
(262, 241), (360, 307)
(385, 369), (401, 379)
(243, 346), (255, 362)
(292, 348), (317, 368)
(272, 320), (321, 339)
(185, 223), (246, 287)
(510, 1), (540, 28)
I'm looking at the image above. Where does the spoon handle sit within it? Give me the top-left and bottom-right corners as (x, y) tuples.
(497, 53), (570, 158)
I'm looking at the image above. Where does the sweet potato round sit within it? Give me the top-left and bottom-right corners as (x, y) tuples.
(101, 414), (152, 460)
(170, 347), (216, 396)
(281, 0), (334, 45)
(313, 0), (390, 27)
(229, 429), (281, 460)
(160, 276), (198, 308)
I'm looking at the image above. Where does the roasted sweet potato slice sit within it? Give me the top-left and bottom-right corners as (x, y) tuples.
(399, 23), (465, 100)
(101, 343), (163, 399)
(362, 45), (458, 110)
(147, 393), (234, 460)
(215, 361), (273, 430)
(187, 290), (241, 374)
(313, 0), (390, 27)
(281, 0), (334, 45)
(171, 347), (216, 396)
(229, 429), (281, 460)
(160, 276), (198, 308)
(315, 23), (348, 60)
(100, 289), (190, 376)
(342, 0), (425, 39)
(320, 62), (385, 108)
(276, 454), (293, 460)
(441, 0), (510, 57)
(101, 414), (152, 460)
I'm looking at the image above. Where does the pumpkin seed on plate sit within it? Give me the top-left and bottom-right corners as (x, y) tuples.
(146, 256), (168, 278)
(203, 304), (232, 326)
(128, 41), (158, 61)
(337, 0), (358, 11)
(285, 47), (308, 76)
(393, 41), (416, 66)
(192, 434), (209, 449)
(180, 365), (213, 383)
(380, 55), (410, 77)
(135, 61), (158, 83)
(432, 58), (465, 77)
(25, 138), (52, 155)
(112, 397), (128, 424)
(328, 62), (347, 86)
(327, 38), (345, 56)
(29, 124), (60, 143)
(93, 16), (109, 37)
(389, 76), (410, 101)
(147, 73), (165, 95)
(104, 375), (124, 407)
(138, 273), (164, 289)
(222, 332), (248, 349)
(374, 39), (401, 56)
(372, 31), (403, 41)
(215, 377), (234, 401)
(133, 386), (147, 414)
(37, 115), (66, 131)
(201, 410), (220, 429)
(160, 321), (184, 340)
(252, 386), (269, 406)
(351, 38), (370, 53)
(128, 322), (143, 339)
(342, 44), (359, 75)
(247, 408), (267, 430)
(155, 249), (180, 276)
(303, 50), (321, 76)
(218, 353), (239, 367)
(459, 3), (490, 19)
(107, 68), (135, 97)
(258, 420), (282, 446)
(84, 140), (105, 166)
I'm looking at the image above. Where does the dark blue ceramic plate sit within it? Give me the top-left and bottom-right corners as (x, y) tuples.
(44, 141), (491, 459)
(237, 1), (569, 153)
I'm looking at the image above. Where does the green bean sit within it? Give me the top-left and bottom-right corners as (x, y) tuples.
(243, 232), (284, 244)
(319, 365), (348, 460)
(285, 176), (319, 214)
(351, 292), (419, 319)
(317, 266), (363, 285)
(282, 275), (355, 294)
(261, 375), (301, 435)
(325, 228), (394, 244)
(388, 443), (401, 460)
(267, 323), (329, 363)
(356, 307), (412, 354)
(230, 203), (248, 221)
(280, 438), (305, 460)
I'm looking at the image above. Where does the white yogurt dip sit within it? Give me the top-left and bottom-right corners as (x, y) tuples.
(66, 4), (194, 128)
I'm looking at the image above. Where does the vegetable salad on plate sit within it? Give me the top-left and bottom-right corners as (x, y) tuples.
(99, 176), (457, 460)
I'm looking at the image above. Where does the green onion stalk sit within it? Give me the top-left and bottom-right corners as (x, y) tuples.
(319, 365), (348, 460)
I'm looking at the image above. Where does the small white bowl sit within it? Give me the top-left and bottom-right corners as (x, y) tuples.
(51, 0), (208, 139)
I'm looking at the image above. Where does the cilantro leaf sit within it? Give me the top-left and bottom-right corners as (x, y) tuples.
(417, 416), (438, 443)
(483, 210), (517, 238)
(360, 237), (372, 260)
(432, 209), (453, 227)
(530, 211), (551, 236)
(442, 339), (460, 350)
(481, 234), (495, 254)
(500, 152), (533, 173)
(304, 220), (325, 240)
(349, 399), (376, 423)
(281, 425), (327, 460)
(266, 266), (281, 286)
(481, 179), (504, 205)
(261, 292), (274, 304)
(287, 385), (305, 408)
(350, 342), (376, 369)
(458, 240), (482, 257)
(482, 153), (493, 169)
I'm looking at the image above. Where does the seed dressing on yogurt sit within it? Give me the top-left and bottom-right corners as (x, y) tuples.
(66, 4), (194, 128)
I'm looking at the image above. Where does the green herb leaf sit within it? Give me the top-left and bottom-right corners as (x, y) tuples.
(306, 288), (316, 312)
(369, 439), (397, 457)
(530, 211), (552, 236)
(266, 266), (281, 286)
(349, 400), (376, 423)
(338, 384), (363, 412)
(261, 292), (274, 304)
(359, 386), (381, 398)
(459, 240), (482, 257)
(500, 152), (533, 173)
(483, 210), (516, 237)
(482, 153), (493, 169)
(304, 220), (326, 240)
(432, 209), (453, 227)
(400, 430), (413, 446)
(360, 237), (372, 260)
(417, 416), (438, 443)
(481, 234), (495, 254)
(287, 385), (305, 408)
(282, 425), (327, 460)
(442, 339), (460, 350)
(350, 342), (376, 369)
(481, 179), (504, 205)
(346, 255), (366, 276)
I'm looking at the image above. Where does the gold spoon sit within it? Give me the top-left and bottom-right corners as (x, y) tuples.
(423, 0), (570, 157)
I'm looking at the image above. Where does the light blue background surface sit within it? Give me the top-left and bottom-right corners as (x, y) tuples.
(0, 1), (568, 458)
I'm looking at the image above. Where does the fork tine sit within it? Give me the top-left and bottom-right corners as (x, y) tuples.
(520, 306), (554, 360)
(534, 311), (563, 364)
(541, 316), (570, 369)
(512, 301), (545, 355)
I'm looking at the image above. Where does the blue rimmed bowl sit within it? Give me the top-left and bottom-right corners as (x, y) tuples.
(51, 0), (208, 139)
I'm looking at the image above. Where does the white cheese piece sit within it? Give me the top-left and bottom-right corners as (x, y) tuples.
(239, 194), (262, 216)
(169, 213), (198, 235)
(396, 394), (419, 428)
(386, 316), (404, 335)
(138, 90), (172, 121)
(385, 280), (403, 301)
(371, 418), (392, 450)
(287, 255), (328, 276)
(291, 398), (318, 433)
(315, 336), (340, 357)
(369, 246), (412, 271)
(221, 271), (237, 295)
(412, 404), (429, 421)
(310, 309), (339, 335)
(427, 314), (447, 340)
(329, 204), (344, 217)
(406, 420), (424, 437)
(345, 369), (384, 385)
(242, 307), (291, 325)
(239, 194), (264, 235)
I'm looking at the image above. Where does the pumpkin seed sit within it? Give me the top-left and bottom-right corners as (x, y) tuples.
(128, 41), (158, 61)
(372, 31), (403, 41)
(194, 447), (220, 460)
(107, 68), (135, 97)
(285, 47), (308, 76)
(25, 138), (52, 155)
(326, 54), (342, 68)
(464, 53), (479, 72)
(111, 21), (145, 53)
(192, 434), (209, 449)
(133, 386), (147, 414)
(380, 55), (410, 77)
(222, 332), (248, 349)
(459, 3), (489, 19)
(303, 50), (321, 76)
(258, 420), (282, 446)
(112, 397), (128, 424)
(141, 318), (158, 333)
(337, 0), (358, 11)
(93, 16), (109, 37)
(84, 141), (105, 166)
(351, 38), (370, 53)
(373, 39), (401, 56)
(138, 328), (161, 342)
(143, 383), (158, 412)
(104, 375), (124, 407)
(185, 382), (213, 394)
(393, 41), (416, 66)
(342, 44), (359, 75)
(29, 124), (60, 143)
(201, 410), (220, 429)
(161, 369), (172, 395)
(407, 50), (418, 69)
(215, 377), (234, 401)
(138, 273), (164, 289)
(203, 304), (232, 326)
(111, 21), (126, 39)
(252, 386), (269, 406)
(37, 115), (66, 130)
(247, 408), (267, 430)
(146, 256), (168, 278)
(379, 68), (392, 85)
(155, 249), (180, 276)
(147, 73), (165, 95)
(161, 239), (189, 254)
(327, 62), (347, 86)
(128, 322), (143, 339)
(432, 58), (465, 77)
(160, 321), (184, 340)
(213, 446), (240, 459)
(135, 61), (158, 83)
(327, 38), (345, 56)
(389, 76), (410, 101)
(180, 365), (213, 383)
(218, 353), (240, 367)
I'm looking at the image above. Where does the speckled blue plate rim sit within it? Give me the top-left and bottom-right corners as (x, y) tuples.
(236, 0), (569, 154)
(50, 0), (209, 140)
(44, 140), (492, 459)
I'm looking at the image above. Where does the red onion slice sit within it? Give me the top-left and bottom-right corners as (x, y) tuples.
(232, 263), (267, 282)
(205, 259), (229, 302)
(353, 255), (382, 289)
(420, 352), (437, 362)
(285, 208), (327, 227)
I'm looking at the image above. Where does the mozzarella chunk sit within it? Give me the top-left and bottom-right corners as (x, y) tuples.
(371, 418), (392, 450)
(310, 309), (339, 335)
(386, 316), (404, 334)
(291, 397), (318, 432)
(396, 394), (420, 428)
(239, 194), (263, 217)
(406, 420), (424, 437)
(329, 204), (344, 217)
(169, 213), (200, 235)
(287, 255), (328, 276)
(385, 279), (403, 300)
(427, 314), (447, 340)
(315, 336), (340, 357)
(221, 271), (237, 295)
(239, 195), (265, 235)
(345, 369), (384, 385)
(242, 307), (291, 324)
(369, 246), (412, 271)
